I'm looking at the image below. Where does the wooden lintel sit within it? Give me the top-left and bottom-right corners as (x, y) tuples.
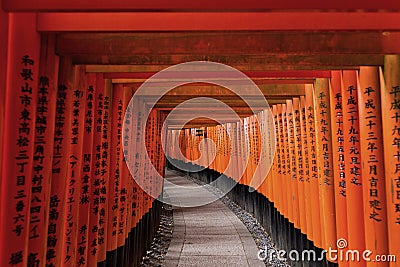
(57, 32), (400, 56)
(116, 79), (315, 85)
(85, 63), (364, 73)
(131, 84), (305, 97)
(37, 12), (400, 31)
(77, 54), (371, 68)
(5, 1), (400, 12)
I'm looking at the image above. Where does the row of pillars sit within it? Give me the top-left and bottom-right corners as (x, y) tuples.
(166, 63), (400, 267)
(0, 12), (169, 267)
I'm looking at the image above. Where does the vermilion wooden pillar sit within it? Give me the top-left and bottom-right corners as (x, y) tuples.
(156, 110), (166, 195)
(239, 122), (246, 185)
(127, 90), (137, 231)
(87, 73), (106, 267)
(220, 125), (225, 176)
(293, 98), (306, 234)
(341, 70), (366, 266)
(61, 66), (86, 267)
(75, 73), (96, 267)
(329, 71), (349, 267)
(300, 96), (313, 239)
(249, 116), (259, 189)
(272, 106), (279, 206)
(264, 109), (274, 201)
(98, 75), (112, 265)
(242, 121), (247, 184)
(358, 66), (389, 267)
(381, 55), (400, 267)
(227, 123), (234, 181)
(314, 78), (337, 253)
(178, 130), (186, 165)
(281, 104), (291, 220)
(0, 13), (40, 267)
(116, 85), (131, 261)
(0, 1), (8, 186)
(305, 84), (322, 248)
(46, 56), (74, 267)
(107, 82), (124, 264)
(27, 34), (59, 267)
(228, 123), (236, 181)
(287, 99), (300, 229)
(276, 104), (284, 216)
(256, 113), (264, 195)
(261, 110), (273, 198)
(123, 89), (135, 266)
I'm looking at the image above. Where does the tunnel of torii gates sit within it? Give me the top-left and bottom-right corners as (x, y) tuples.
(2, 1), (400, 267)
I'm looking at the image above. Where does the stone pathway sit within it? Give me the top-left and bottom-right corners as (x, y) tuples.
(164, 170), (264, 267)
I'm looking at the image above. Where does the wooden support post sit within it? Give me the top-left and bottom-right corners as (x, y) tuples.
(293, 98), (306, 234)
(46, 56), (74, 267)
(329, 71), (349, 267)
(86, 72), (106, 267)
(98, 76), (112, 264)
(28, 34), (59, 267)
(0, 13), (40, 267)
(276, 104), (285, 217)
(107, 82), (124, 266)
(305, 84), (322, 248)
(300, 95), (313, 240)
(341, 70), (366, 266)
(287, 99), (300, 229)
(381, 55), (400, 266)
(75, 73), (96, 267)
(0, 1), (8, 189)
(358, 66), (389, 267)
(314, 78), (337, 254)
(282, 104), (291, 214)
(61, 66), (87, 267)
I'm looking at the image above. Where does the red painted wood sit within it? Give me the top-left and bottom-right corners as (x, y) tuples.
(286, 99), (300, 228)
(36, 12), (400, 32)
(56, 32), (400, 56)
(341, 70), (366, 266)
(314, 78), (337, 253)
(300, 96), (313, 239)
(0, 0), (8, 190)
(358, 66), (389, 267)
(98, 75), (112, 264)
(5, 1), (400, 12)
(280, 104), (290, 220)
(381, 56), (400, 266)
(275, 105), (284, 215)
(329, 70), (349, 267)
(305, 84), (322, 248)
(293, 98), (306, 233)
(87, 73), (106, 267)
(46, 57), (75, 267)
(75, 73), (96, 267)
(27, 34), (59, 267)
(0, 13), (40, 267)
(61, 66), (86, 267)
(103, 71), (330, 80)
(107, 83), (124, 254)
(116, 86), (131, 249)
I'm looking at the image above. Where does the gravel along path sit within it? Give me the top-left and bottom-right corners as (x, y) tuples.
(140, 199), (174, 267)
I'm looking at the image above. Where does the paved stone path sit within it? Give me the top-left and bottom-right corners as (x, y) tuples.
(164, 170), (264, 267)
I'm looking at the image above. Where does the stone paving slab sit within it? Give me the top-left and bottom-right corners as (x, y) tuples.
(177, 256), (249, 266)
(164, 170), (264, 267)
